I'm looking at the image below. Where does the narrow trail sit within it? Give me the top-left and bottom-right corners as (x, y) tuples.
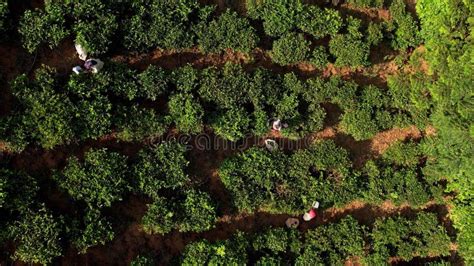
(62, 198), (451, 265)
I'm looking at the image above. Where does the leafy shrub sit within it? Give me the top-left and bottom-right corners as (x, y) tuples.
(199, 63), (250, 108)
(247, 0), (303, 36)
(9, 206), (63, 264)
(0, 0), (8, 33)
(388, 0), (421, 50)
(131, 254), (156, 266)
(74, 14), (117, 55)
(382, 141), (421, 167)
(178, 190), (217, 233)
(138, 65), (169, 100)
(252, 228), (301, 254)
(73, 208), (114, 253)
(364, 162), (432, 207)
(347, 0), (384, 8)
(56, 148), (129, 208)
(340, 106), (379, 140)
(0, 169), (39, 213)
(141, 197), (175, 234)
(73, 96), (112, 140)
(366, 22), (384, 46)
(297, 216), (365, 265)
(371, 213), (451, 261)
(197, 9), (258, 53)
(19, 3), (69, 53)
(310, 46), (329, 68)
(114, 105), (167, 142)
(271, 33), (310, 65)
(181, 235), (248, 265)
(172, 64), (200, 93)
(297, 6), (342, 38)
(219, 147), (287, 212)
(167, 93), (204, 134)
(123, 0), (200, 50)
(134, 141), (189, 199)
(11, 67), (75, 149)
(95, 63), (139, 100)
(211, 107), (250, 141)
(329, 34), (370, 67)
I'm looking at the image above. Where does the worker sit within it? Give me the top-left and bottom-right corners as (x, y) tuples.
(303, 201), (320, 221)
(264, 139), (278, 152)
(271, 119), (289, 131)
(285, 218), (300, 229)
(75, 43), (87, 61)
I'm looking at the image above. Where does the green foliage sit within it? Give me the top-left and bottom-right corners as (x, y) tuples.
(387, 72), (432, 128)
(114, 105), (167, 142)
(178, 190), (217, 233)
(9, 206), (63, 264)
(329, 33), (369, 68)
(310, 46), (329, 68)
(141, 190), (217, 234)
(123, 0), (199, 50)
(11, 67), (75, 149)
(211, 107), (251, 141)
(220, 140), (352, 213)
(382, 141), (421, 167)
(371, 213), (451, 261)
(131, 254), (156, 266)
(328, 17), (370, 68)
(297, 6), (342, 39)
(297, 217), (365, 265)
(56, 148), (129, 208)
(271, 33), (310, 65)
(95, 63), (139, 100)
(172, 64), (200, 93)
(366, 22), (384, 46)
(73, 208), (114, 253)
(340, 106), (380, 140)
(134, 141), (189, 199)
(74, 96), (113, 140)
(340, 85), (404, 140)
(388, 0), (421, 50)
(247, 0), (304, 36)
(219, 147), (287, 212)
(74, 14), (117, 55)
(0, 0), (8, 33)
(0, 169), (39, 213)
(197, 10), (258, 53)
(138, 65), (169, 100)
(141, 197), (175, 234)
(19, 3), (69, 53)
(181, 234), (248, 265)
(167, 93), (204, 134)
(347, 0), (384, 8)
(199, 63), (250, 108)
(252, 228), (302, 254)
(364, 163), (432, 207)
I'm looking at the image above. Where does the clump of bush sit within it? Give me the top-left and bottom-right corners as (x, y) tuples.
(271, 32), (311, 65)
(19, 3), (69, 53)
(55, 148), (129, 208)
(197, 9), (258, 53)
(387, 0), (421, 50)
(297, 5), (343, 39)
(329, 17), (370, 67)
(9, 205), (63, 264)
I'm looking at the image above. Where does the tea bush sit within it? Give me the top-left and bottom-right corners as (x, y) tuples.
(271, 33), (310, 65)
(55, 148), (129, 208)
